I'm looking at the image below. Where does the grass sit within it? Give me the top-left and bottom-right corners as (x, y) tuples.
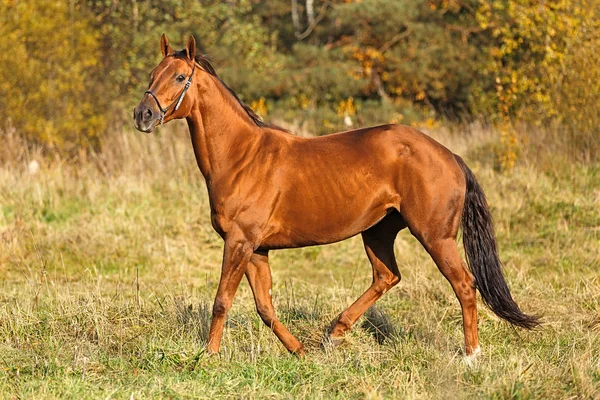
(0, 122), (599, 399)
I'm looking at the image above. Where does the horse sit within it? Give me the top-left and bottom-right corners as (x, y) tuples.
(133, 34), (539, 358)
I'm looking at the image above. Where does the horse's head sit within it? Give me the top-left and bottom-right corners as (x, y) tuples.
(133, 34), (197, 133)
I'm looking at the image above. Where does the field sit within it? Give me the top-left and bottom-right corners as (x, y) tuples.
(0, 123), (599, 399)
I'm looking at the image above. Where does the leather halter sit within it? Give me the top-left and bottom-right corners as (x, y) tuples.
(144, 62), (196, 125)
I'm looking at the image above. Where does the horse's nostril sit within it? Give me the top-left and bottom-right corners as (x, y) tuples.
(145, 109), (153, 119)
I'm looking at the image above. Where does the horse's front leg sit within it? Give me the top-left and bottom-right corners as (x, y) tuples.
(207, 230), (254, 354)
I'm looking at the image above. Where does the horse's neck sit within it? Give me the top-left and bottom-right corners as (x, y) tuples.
(186, 76), (263, 185)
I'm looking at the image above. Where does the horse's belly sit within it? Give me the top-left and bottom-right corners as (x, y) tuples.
(259, 190), (398, 249)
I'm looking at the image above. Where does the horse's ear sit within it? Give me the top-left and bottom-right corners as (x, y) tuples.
(160, 33), (174, 58)
(186, 35), (196, 61)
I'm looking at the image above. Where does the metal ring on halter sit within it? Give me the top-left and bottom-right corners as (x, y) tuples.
(145, 63), (196, 125)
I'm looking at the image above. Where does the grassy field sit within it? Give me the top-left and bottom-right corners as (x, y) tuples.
(0, 123), (599, 399)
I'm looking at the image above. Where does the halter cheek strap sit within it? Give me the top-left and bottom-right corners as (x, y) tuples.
(144, 63), (196, 125)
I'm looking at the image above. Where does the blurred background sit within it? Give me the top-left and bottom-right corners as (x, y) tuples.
(1, 0), (598, 165)
(1, 2), (599, 397)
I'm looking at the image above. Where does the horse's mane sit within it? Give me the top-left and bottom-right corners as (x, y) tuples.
(173, 50), (286, 132)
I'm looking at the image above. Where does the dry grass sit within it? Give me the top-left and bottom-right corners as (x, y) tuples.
(0, 122), (599, 398)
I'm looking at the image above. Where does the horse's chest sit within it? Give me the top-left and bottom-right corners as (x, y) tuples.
(209, 192), (271, 240)
(209, 199), (241, 237)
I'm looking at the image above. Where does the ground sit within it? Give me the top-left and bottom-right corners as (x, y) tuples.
(0, 125), (599, 399)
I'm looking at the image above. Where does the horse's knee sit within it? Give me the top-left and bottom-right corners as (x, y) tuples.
(212, 297), (232, 318)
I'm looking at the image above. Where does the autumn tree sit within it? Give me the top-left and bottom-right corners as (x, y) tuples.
(0, 0), (105, 151)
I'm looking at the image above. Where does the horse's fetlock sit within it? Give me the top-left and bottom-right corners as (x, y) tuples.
(335, 313), (352, 331)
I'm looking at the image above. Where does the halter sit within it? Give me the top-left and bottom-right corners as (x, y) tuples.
(144, 62), (196, 125)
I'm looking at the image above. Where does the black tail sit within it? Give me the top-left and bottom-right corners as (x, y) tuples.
(455, 155), (540, 329)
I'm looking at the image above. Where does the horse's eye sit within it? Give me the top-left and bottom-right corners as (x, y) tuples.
(176, 74), (185, 82)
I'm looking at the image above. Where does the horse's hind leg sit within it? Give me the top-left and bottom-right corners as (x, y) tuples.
(246, 251), (305, 355)
(329, 213), (405, 342)
(423, 238), (480, 356)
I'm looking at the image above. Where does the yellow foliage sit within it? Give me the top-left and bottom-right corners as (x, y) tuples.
(475, 0), (599, 124)
(337, 97), (356, 117)
(250, 97), (268, 117)
(0, 0), (105, 152)
(498, 126), (519, 173)
(295, 94), (313, 110)
(410, 117), (440, 131)
(389, 113), (404, 124)
(476, 0), (600, 164)
(352, 47), (385, 78)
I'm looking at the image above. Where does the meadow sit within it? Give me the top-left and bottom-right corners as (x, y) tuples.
(0, 122), (599, 399)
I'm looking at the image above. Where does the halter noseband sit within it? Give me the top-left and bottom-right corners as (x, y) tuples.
(144, 62), (196, 125)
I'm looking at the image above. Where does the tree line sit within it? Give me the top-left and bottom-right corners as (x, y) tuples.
(1, 0), (598, 158)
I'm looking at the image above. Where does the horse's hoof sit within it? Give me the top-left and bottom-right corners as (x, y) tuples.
(291, 346), (306, 357)
(321, 336), (344, 350)
(464, 346), (481, 367)
(205, 348), (220, 358)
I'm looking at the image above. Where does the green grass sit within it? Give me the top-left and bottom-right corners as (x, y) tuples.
(0, 127), (599, 398)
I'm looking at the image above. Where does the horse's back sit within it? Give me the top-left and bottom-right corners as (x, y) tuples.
(288, 123), (464, 194)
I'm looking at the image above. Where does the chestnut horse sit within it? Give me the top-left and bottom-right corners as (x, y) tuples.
(133, 35), (539, 358)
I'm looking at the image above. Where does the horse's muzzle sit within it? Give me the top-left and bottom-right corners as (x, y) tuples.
(133, 101), (160, 133)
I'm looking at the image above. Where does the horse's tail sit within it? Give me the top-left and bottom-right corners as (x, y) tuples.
(454, 155), (540, 329)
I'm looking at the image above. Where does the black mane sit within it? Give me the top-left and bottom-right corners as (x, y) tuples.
(173, 50), (286, 132)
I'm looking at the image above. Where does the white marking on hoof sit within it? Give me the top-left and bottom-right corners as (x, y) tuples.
(464, 346), (481, 367)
